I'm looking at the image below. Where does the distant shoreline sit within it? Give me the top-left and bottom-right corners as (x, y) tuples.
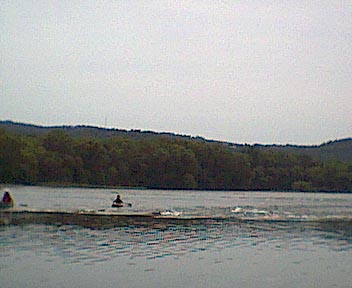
(2, 183), (351, 194)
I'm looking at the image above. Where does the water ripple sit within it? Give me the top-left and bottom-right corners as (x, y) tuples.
(1, 219), (351, 265)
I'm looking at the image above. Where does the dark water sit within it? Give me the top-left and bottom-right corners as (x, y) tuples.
(1, 186), (351, 288)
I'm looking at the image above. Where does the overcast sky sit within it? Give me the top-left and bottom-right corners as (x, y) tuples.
(1, 1), (351, 145)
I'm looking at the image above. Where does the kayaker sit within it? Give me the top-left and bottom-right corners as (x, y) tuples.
(1, 190), (14, 207)
(113, 194), (123, 205)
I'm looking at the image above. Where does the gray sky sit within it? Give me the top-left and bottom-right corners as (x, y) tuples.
(1, 1), (351, 145)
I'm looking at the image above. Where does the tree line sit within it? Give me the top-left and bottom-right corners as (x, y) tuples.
(1, 129), (351, 192)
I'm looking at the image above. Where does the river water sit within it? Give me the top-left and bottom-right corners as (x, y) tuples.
(1, 186), (351, 288)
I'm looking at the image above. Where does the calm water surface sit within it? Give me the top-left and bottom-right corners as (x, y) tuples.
(1, 186), (351, 288)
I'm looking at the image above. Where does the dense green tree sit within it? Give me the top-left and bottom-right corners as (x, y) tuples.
(0, 129), (351, 192)
(19, 138), (40, 183)
(75, 139), (109, 185)
(0, 130), (24, 183)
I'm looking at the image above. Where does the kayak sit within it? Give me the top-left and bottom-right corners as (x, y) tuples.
(112, 202), (132, 208)
(112, 202), (124, 208)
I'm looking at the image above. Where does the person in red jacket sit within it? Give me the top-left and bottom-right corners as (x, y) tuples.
(1, 190), (14, 208)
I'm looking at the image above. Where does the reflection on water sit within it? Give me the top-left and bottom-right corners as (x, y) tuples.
(1, 219), (351, 265)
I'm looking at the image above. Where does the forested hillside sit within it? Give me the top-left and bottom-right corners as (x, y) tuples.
(253, 139), (352, 163)
(1, 126), (351, 192)
(0, 120), (211, 142)
(1, 120), (351, 162)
